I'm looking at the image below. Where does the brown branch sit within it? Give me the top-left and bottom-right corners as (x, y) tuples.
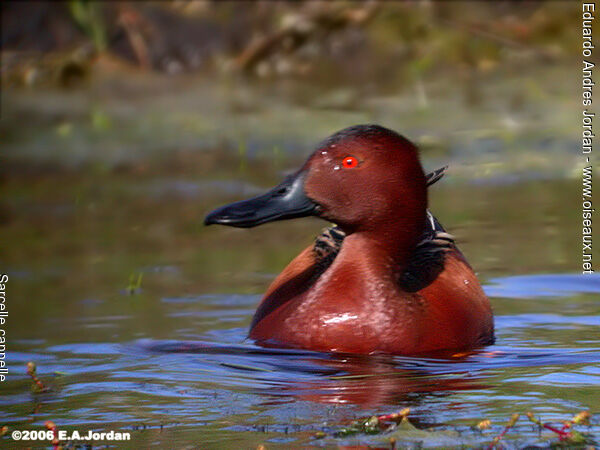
(234, 1), (379, 73)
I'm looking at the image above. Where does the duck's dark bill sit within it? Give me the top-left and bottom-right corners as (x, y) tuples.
(204, 171), (317, 228)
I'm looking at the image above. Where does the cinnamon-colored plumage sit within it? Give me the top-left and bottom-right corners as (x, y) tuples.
(206, 124), (494, 354)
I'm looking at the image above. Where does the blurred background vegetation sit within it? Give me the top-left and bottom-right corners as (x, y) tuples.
(1, 1), (580, 172)
(2, 1), (578, 82)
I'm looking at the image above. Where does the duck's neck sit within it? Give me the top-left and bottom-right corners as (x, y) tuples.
(340, 217), (425, 279)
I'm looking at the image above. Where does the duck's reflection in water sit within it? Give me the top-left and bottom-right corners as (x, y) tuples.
(144, 339), (489, 407)
(254, 351), (489, 407)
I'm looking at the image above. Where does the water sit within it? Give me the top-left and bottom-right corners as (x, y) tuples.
(2, 274), (599, 448)
(1, 64), (599, 447)
(2, 171), (599, 448)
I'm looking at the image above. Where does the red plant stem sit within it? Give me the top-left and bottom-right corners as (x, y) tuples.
(377, 408), (410, 422)
(559, 422), (571, 432)
(541, 422), (571, 440)
(378, 413), (399, 421)
(488, 426), (510, 449)
(488, 414), (519, 449)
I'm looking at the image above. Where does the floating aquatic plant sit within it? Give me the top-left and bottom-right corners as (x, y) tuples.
(313, 407), (593, 448)
(525, 410), (591, 445)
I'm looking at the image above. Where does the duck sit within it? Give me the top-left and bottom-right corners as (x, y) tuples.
(205, 124), (494, 354)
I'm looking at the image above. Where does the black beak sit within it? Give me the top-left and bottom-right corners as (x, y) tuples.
(204, 171), (317, 228)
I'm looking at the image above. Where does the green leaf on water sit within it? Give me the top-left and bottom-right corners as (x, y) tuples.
(379, 418), (460, 444)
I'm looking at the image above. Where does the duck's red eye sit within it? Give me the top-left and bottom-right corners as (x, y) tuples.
(342, 156), (358, 169)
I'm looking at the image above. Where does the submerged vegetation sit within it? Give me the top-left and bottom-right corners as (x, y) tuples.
(312, 408), (594, 448)
(26, 362), (50, 394)
(5, 363), (595, 448)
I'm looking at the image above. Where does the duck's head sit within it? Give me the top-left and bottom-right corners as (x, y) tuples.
(205, 124), (427, 238)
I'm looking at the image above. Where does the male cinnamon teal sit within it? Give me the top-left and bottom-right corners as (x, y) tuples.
(205, 124), (494, 354)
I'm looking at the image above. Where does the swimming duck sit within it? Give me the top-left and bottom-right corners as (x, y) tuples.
(205, 124), (494, 354)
